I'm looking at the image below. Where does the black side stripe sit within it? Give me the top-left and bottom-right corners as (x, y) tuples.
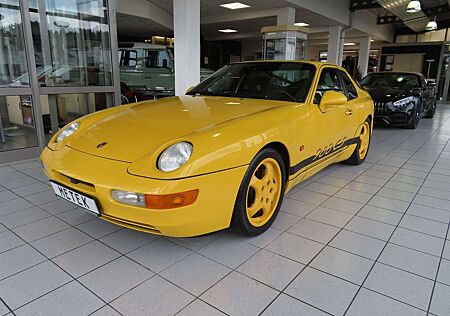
(289, 137), (360, 176)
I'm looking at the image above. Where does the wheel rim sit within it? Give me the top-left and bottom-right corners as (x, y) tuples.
(246, 158), (282, 227)
(358, 122), (370, 159)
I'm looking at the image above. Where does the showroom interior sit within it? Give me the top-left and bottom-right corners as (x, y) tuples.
(2, 0), (450, 315)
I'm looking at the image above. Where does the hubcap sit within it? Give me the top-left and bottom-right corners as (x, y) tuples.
(358, 122), (370, 159)
(246, 158), (282, 227)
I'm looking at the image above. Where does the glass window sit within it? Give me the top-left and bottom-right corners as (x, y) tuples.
(0, 95), (38, 151)
(339, 71), (358, 100)
(187, 62), (316, 103)
(29, 0), (113, 87)
(145, 49), (170, 68)
(119, 49), (137, 67)
(314, 68), (345, 104)
(0, 0), (29, 87)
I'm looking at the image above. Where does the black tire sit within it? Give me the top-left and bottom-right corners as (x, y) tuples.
(231, 148), (286, 236)
(344, 118), (371, 165)
(405, 102), (420, 129)
(424, 99), (437, 118)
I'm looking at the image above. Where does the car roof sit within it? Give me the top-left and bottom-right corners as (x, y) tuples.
(118, 42), (167, 49)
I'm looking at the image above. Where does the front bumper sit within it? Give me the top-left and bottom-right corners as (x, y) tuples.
(373, 101), (414, 125)
(41, 146), (246, 237)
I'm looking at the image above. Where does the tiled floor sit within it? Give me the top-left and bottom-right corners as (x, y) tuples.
(1, 105), (450, 316)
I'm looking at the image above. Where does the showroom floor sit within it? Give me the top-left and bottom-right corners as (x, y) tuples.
(1, 106), (450, 316)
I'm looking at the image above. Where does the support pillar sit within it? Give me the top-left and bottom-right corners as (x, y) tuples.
(328, 26), (342, 65)
(173, 0), (200, 96)
(277, 7), (296, 25)
(358, 36), (371, 77)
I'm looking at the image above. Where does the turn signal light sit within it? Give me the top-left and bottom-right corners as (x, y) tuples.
(145, 189), (199, 209)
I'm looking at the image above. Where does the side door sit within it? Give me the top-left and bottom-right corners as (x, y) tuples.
(310, 67), (353, 164)
(143, 49), (174, 90)
(337, 69), (362, 136)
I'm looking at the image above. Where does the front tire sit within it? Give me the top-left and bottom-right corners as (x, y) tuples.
(345, 119), (371, 165)
(231, 148), (286, 236)
(405, 102), (420, 129)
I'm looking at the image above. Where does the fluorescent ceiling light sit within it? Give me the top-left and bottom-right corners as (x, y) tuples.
(406, 0), (421, 13)
(218, 29), (238, 33)
(344, 42), (356, 46)
(370, 39), (375, 42)
(220, 2), (250, 9)
(425, 20), (437, 31)
(294, 22), (310, 27)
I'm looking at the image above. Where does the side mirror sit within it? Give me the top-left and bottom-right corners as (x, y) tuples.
(162, 59), (168, 68)
(186, 86), (195, 94)
(426, 80), (437, 87)
(319, 91), (347, 109)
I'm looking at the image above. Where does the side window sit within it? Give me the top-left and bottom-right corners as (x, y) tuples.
(339, 71), (358, 100)
(314, 68), (345, 104)
(145, 50), (170, 68)
(119, 50), (137, 67)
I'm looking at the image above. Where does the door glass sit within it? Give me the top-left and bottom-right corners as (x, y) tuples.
(145, 50), (169, 68)
(339, 71), (358, 100)
(29, 0), (113, 87)
(0, 0), (29, 87)
(314, 69), (345, 104)
(0, 95), (38, 151)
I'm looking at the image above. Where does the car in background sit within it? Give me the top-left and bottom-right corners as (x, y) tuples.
(41, 61), (374, 237)
(118, 43), (214, 100)
(360, 71), (437, 129)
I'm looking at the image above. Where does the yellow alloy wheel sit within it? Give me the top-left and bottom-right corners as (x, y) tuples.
(359, 122), (370, 160)
(246, 158), (283, 227)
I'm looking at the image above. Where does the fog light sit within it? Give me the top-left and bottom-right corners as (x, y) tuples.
(145, 189), (199, 209)
(111, 190), (145, 207)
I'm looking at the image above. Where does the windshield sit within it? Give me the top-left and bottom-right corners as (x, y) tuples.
(361, 73), (421, 89)
(187, 62), (316, 102)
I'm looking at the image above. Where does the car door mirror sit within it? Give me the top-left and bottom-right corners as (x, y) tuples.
(162, 59), (168, 69)
(319, 91), (347, 110)
(186, 86), (195, 94)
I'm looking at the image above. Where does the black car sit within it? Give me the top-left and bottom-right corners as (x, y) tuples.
(360, 72), (437, 129)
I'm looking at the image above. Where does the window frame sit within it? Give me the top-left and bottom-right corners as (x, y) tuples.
(144, 49), (170, 69)
(337, 70), (359, 101)
(313, 67), (346, 104)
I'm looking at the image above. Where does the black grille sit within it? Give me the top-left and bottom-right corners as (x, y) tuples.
(375, 102), (389, 114)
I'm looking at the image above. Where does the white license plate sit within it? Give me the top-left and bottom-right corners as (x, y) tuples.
(50, 181), (100, 215)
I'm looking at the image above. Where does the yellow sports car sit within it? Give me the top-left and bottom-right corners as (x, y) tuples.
(41, 61), (374, 237)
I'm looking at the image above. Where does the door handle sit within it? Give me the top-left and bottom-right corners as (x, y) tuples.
(345, 109), (353, 116)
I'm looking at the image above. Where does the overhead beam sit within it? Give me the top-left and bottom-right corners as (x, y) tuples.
(202, 8), (278, 24)
(117, 0), (173, 29)
(350, 0), (380, 11)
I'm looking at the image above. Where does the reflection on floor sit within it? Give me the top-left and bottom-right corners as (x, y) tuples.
(1, 104), (450, 315)
(0, 120), (37, 152)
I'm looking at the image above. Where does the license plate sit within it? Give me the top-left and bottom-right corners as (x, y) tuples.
(50, 181), (100, 215)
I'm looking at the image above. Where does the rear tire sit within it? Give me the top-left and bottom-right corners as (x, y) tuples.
(344, 119), (371, 165)
(424, 99), (437, 118)
(231, 148), (286, 236)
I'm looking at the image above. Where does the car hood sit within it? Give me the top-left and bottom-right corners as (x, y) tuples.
(66, 96), (283, 162)
(365, 86), (419, 102)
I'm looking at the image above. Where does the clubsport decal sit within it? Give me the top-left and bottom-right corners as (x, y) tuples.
(289, 137), (360, 175)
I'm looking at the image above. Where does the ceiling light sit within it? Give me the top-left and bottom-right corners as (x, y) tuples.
(344, 43), (356, 46)
(425, 20), (438, 31)
(294, 22), (310, 27)
(220, 2), (250, 9)
(218, 29), (238, 33)
(370, 39), (375, 42)
(406, 1), (421, 13)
